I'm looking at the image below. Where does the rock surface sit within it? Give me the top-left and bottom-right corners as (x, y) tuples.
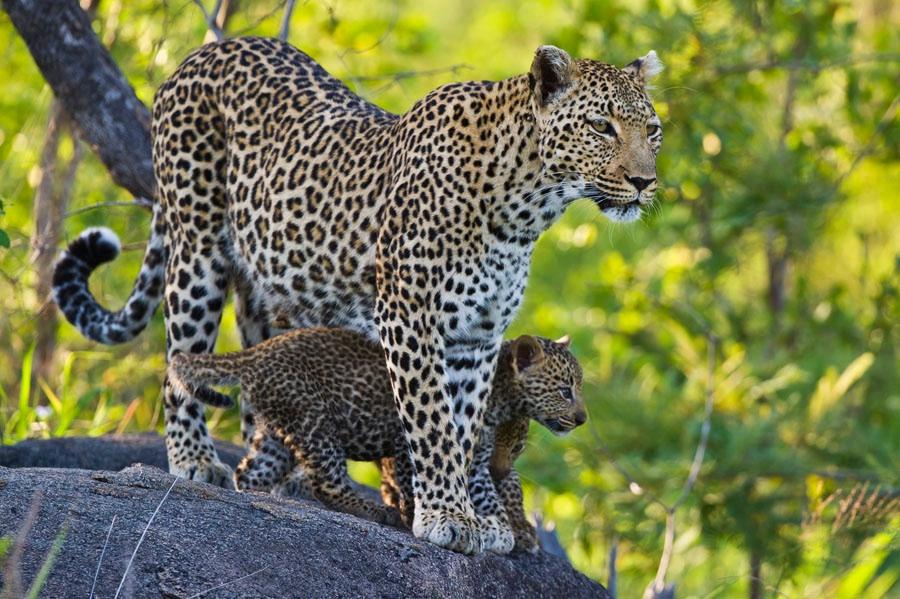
(0, 435), (611, 598)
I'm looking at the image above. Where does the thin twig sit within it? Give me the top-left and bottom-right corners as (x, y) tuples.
(648, 331), (716, 596)
(833, 92), (900, 191)
(672, 332), (716, 512)
(191, 0), (225, 41)
(64, 198), (153, 218)
(114, 476), (179, 599)
(90, 514), (117, 599)
(350, 64), (471, 83)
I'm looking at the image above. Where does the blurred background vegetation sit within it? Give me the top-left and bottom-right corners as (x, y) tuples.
(1, 0), (898, 597)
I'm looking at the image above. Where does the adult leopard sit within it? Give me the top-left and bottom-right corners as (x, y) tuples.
(52, 37), (662, 555)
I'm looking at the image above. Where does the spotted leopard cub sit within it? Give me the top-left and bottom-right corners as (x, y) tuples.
(167, 328), (585, 548)
(379, 334), (586, 553)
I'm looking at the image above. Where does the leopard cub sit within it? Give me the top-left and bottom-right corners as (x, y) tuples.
(168, 328), (585, 552)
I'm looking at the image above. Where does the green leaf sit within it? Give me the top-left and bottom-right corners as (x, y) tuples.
(809, 352), (875, 422)
(16, 345), (35, 440)
(0, 229), (9, 249)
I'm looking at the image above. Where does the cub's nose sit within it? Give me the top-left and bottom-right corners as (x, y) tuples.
(625, 174), (656, 192)
(574, 409), (587, 426)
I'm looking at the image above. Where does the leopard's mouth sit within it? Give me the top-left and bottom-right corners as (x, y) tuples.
(583, 183), (642, 211)
(595, 198), (641, 211)
(541, 418), (575, 437)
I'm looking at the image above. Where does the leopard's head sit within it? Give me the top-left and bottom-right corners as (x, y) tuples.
(507, 334), (586, 437)
(530, 46), (663, 223)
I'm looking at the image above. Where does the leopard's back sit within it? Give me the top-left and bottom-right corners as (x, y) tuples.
(152, 37), (398, 338)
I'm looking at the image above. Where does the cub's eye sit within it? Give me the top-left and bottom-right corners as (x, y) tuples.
(589, 119), (617, 137)
(560, 386), (574, 400)
(646, 123), (661, 137)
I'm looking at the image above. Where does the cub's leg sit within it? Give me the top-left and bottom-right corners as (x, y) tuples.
(490, 418), (536, 551)
(285, 426), (402, 527)
(377, 458), (403, 515)
(162, 237), (231, 486)
(496, 468), (539, 552)
(233, 423), (295, 492)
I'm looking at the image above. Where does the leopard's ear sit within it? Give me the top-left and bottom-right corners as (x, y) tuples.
(530, 45), (579, 108)
(555, 334), (571, 347)
(510, 335), (545, 374)
(622, 50), (663, 89)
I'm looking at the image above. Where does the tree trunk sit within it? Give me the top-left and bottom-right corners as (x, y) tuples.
(29, 101), (82, 400)
(749, 551), (762, 599)
(2, 0), (154, 201)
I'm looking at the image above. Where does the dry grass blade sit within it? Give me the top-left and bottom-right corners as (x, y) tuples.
(90, 514), (117, 599)
(185, 565), (271, 598)
(1, 491), (42, 599)
(113, 476), (179, 599)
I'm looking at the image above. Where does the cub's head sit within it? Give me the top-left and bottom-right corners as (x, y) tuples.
(507, 334), (586, 436)
(530, 46), (663, 223)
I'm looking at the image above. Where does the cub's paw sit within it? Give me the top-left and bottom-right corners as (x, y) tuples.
(173, 460), (233, 488)
(377, 506), (406, 528)
(513, 523), (540, 553)
(273, 470), (316, 500)
(413, 509), (482, 556)
(478, 514), (515, 555)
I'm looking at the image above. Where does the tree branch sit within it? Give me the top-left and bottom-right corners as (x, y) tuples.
(279, 0), (297, 41)
(3, 0), (155, 201)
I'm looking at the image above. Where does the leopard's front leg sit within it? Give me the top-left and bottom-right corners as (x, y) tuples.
(375, 305), (482, 553)
(445, 340), (514, 554)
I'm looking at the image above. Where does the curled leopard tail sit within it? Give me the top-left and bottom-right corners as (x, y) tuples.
(167, 352), (240, 409)
(51, 204), (166, 345)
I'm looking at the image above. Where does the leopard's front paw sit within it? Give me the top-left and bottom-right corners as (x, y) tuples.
(413, 509), (482, 556)
(172, 459), (233, 488)
(477, 513), (515, 555)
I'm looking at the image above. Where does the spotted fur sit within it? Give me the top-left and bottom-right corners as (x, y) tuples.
(168, 329), (584, 553)
(52, 37), (660, 554)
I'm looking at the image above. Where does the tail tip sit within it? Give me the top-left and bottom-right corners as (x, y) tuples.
(64, 227), (121, 268)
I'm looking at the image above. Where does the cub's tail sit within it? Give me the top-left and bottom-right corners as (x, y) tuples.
(167, 352), (240, 409)
(52, 204), (166, 345)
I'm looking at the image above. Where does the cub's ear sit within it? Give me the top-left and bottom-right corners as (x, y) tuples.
(530, 45), (579, 107)
(511, 335), (545, 373)
(622, 50), (663, 88)
(555, 334), (571, 347)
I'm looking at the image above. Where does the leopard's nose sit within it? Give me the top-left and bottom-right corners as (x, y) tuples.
(625, 174), (656, 192)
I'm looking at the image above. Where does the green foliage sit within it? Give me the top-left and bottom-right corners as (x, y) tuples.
(0, 197), (9, 248)
(1, 1), (898, 597)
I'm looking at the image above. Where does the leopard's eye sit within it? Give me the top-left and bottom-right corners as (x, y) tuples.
(560, 386), (574, 400)
(589, 118), (617, 137)
(646, 123), (661, 137)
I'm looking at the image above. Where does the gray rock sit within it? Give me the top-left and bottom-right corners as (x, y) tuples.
(0, 436), (610, 598)
(0, 432), (244, 471)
